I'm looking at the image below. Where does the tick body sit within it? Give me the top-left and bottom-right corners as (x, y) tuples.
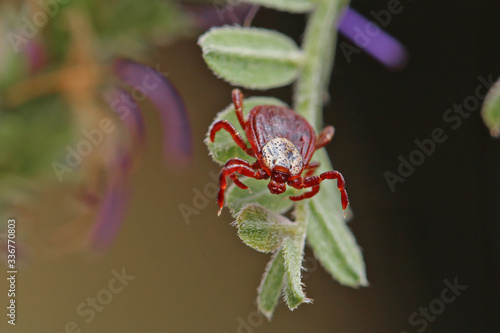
(209, 89), (349, 216)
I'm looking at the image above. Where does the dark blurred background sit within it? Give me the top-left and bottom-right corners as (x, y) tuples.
(1, 0), (500, 332)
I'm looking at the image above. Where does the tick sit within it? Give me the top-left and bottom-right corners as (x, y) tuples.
(209, 89), (349, 216)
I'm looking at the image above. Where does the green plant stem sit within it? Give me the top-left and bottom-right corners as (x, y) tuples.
(292, 0), (349, 247)
(293, 0), (349, 130)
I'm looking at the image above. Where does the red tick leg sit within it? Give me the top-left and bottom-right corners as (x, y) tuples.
(229, 174), (248, 190)
(304, 161), (320, 177)
(315, 126), (335, 150)
(210, 120), (255, 157)
(232, 162), (264, 190)
(217, 163), (268, 216)
(289, 185), (320, 201)
(231, 161), (263, 190)
(232, 89), (247, 129)
(288, 170), (349, 214)
(223, 158), (253, 190)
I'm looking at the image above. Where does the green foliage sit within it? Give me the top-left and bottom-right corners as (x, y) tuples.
(305, 150), (367, 286)
(481, 76), (500, 137)
(236, 204), (312, 314)
(307, 152), (367, 286)
(234, 203), (296, 253)
(282, 237), (311, 309)
(307, 206), (367, 286)
(293, 0), (347, 129)
(0, 10), (27, 89)
(0, 96), (73, 179)
(87, 0), (190, 56)
(0, 48), (25, 90)
(241, 0), (314, 13)
(257, 249), (285, 320)
(198, 27), (304, 89)
(202, 0), (366, 319)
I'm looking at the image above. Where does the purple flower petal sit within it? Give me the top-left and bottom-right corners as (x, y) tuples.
(23, 39), (47, 74)
(113, 58), (192, 166)
(104, 87), (146, 147)
(338, 8), (408, 69)
(183, 3), (256, 30)
(87, 152), (133, 251)
(88, 185), (130, 251)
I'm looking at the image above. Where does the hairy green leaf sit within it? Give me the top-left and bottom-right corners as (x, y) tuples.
(257, 248), (285, 320)
(198, 26), (304, 89)
(306, 149), (368, 287)
(481, 77), (500, 137)
(242, 0), (314, 13)
(282, 237), (311, 309)
(205, 96), (287, 165)
(234, 203), (297, 253)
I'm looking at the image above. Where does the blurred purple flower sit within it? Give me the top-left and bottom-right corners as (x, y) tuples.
(87, 152), (133, 251)
(338, 8), (408, 69)
(23, 40), (48, 74)
(104, 87), (146, 148)
(113, 58), (193, 166)
(86, 58), (193, 251)
(87, 89), (145, 250)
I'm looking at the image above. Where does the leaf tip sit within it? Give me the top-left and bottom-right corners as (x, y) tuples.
(257, 305), (275, 321)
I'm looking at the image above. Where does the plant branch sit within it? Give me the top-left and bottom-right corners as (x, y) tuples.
(292, 0), (350, 254)
(293, 0), (349, 130)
